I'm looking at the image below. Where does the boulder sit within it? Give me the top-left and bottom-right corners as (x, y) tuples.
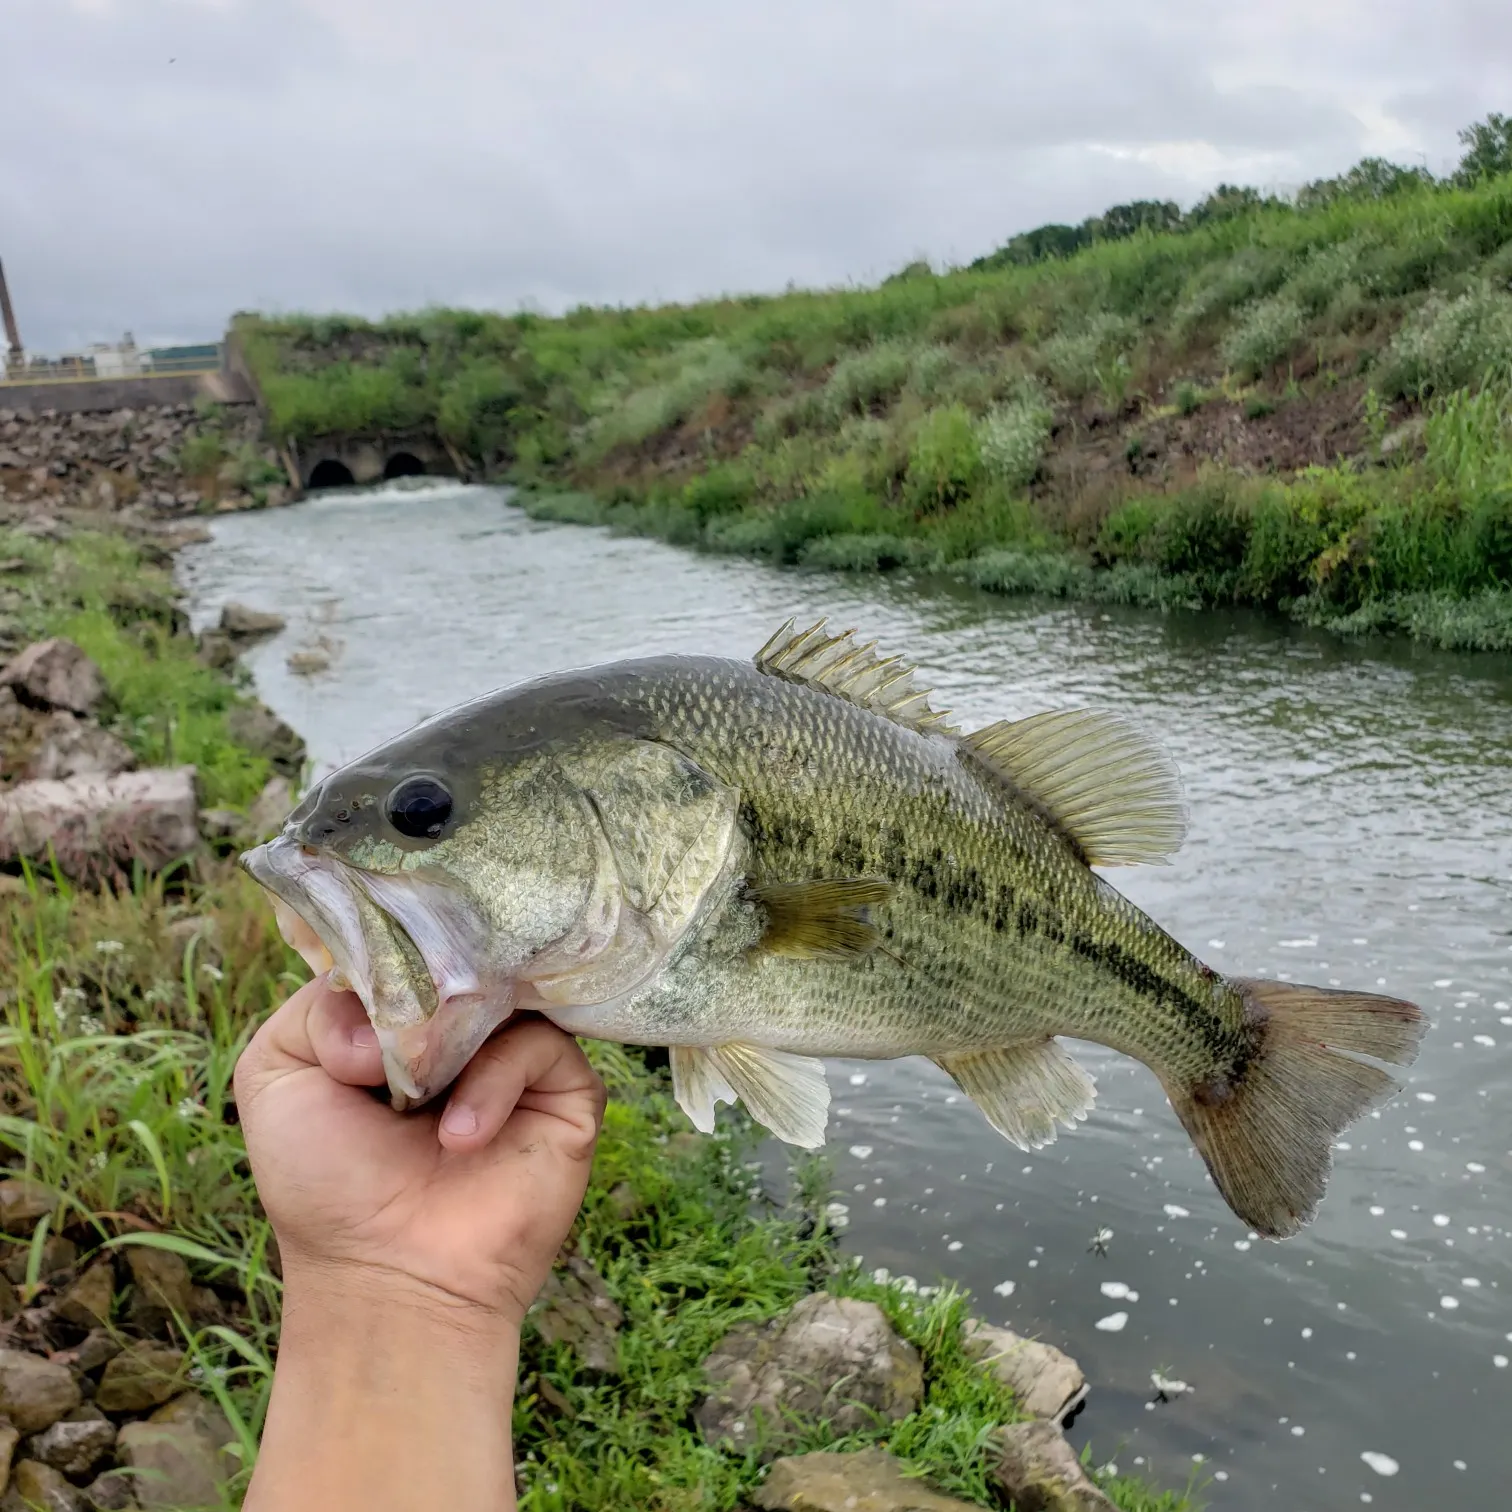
(0, 1423), (17, 1495)
(78, 1473), (135, 1511)
(224, 702), (303, 777)
(3, 1238), (76, 1285)
(71, 1333), (122, 1375)
(26, 714), (135, 783)
(115, 1393), (235, 1510)
(963, 1321), (1088, 1425)
(124, 1249), (192, 1338)
(53, 1262), (115, 1330)
(95, 1345), (185, 1414)
(991, 1421), (1118, 1512)
(696, 1293), (923, 1458)
(0, 768), (199, 878)
(26, 1416), (116, 1479)
(0, 641), (104, 716)
(218, 603), (285, 639)
(0, 1350), (82, 1433)
(244, 776), (292, 842)
(0, 1180), (58, 1229)
(530, 1257), (623, 1374)
(2, 1460), (82, 1512)
(753, 1448), (982, 1511)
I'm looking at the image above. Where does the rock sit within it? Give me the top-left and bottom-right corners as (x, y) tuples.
(78, 1473), (135, 1512)
(193, 630), (236, 672)
(4, 1460), (82, 1512)
(26, 1418), (115, 1478)
(696, 1293), (923, 1458)
(196, 808), (241, 841)
(71, 1333), (122, 1375)
(0, 1181), (58, 1230)
(0, 1350), (82, 1433)
(0, 1422), (17, 1495)
(991, 1421), (1118, 1512)
(963, 1321), (1088, 1425)
(224, 702), (303, 778)
(753, 1448), (982, 1511)
(1, 1237), (77, 1285)
(0, 769), (199, 878)
(0, 1276), (19, 1322)
(94, 1346), (184, 1414)
(530, 1257), (623, 1375)
(115, 1393), (235, 1510)
(54, 1262), (115, 1330)
(26, 714), (135, 782)
(605, 1182), (643, 1222)
(124, 1250), (192, 1338)
(218, 603), (284, 639)
(244, 776), (292, 841)
(285, 648), (329, 676)
(186, 1287), (225, 1328)
(0, 641), (105, 716)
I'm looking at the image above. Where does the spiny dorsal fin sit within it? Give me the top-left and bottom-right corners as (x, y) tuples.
(961, 708), (1187, 867)
(755, 619), (959, 736)
(746, 878), (892, 960)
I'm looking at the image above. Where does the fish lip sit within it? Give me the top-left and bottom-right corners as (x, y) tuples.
(241, 835), (515, 1108)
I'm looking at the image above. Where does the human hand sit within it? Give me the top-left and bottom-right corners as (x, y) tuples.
(234, 974), (607, 1329)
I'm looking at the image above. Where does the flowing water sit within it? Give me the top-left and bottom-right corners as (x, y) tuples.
(178, 481), (1512, 1510)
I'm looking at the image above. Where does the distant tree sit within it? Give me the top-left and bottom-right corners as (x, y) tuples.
(883, 258), (935, 284)
(1187, 184), (1288, 225)
(1083, 200), (1185, 241)
(1453, 112), (1512, 186)
(1297, 156), (1437, 210)
(969, 222), (1090, 272)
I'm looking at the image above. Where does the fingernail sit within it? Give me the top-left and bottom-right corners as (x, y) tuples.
(350, 1024), (379, 1050)
(441, 1104), (478, 1137)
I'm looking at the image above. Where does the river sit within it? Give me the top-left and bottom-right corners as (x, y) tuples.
(178, 481), (1512, 1511)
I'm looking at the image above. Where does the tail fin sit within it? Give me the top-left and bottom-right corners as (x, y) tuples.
(1164, 979), (1426, 1240)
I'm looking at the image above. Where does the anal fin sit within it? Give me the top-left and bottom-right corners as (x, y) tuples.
(669, 1042), (831, 1148)
(934, 1040), (1096, 1150)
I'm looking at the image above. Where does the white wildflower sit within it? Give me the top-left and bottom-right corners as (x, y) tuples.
(94, 939), (125, 955)
(200, 964), (224, 982)
(176, 1098), (207, 1121)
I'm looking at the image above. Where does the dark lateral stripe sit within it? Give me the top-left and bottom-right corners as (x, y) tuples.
(1067, 932), (1234, 1057)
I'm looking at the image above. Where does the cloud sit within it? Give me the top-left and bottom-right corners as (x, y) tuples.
(4, 0), (1509, 352)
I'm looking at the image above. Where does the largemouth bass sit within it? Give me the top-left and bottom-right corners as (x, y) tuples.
(242, 620), (1425, 1238)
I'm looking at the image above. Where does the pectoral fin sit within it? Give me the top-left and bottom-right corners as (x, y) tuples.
(934, 1040), (1096, 1150)
(747, 878), (892, 960)
(669, 1042), (831, 1147)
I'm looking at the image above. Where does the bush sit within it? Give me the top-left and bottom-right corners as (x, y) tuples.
(1173, 380), (1205, 415)
(1038, 314), (1131, 399)
(1375, 282), (1512, 398)
(904, 404), (981, 511)
(977, 396), (1053, 488)
(1221, 295), (1307, 377)
(906, 344), (957, 400)
(823, 342), (913, 419)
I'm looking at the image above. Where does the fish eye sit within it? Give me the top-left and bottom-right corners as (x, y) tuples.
(385, 775), (454, 840)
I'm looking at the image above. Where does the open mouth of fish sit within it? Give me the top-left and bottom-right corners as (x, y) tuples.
(242, 835), (512, 1111)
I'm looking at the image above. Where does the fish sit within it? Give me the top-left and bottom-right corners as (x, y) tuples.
(241, 619), (1426, 1239)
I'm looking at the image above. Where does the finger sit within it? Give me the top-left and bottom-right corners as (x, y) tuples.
(235, 975), (375, 1097)
(437, 1018), (606, 1155)
(305, 987), (387, 1087)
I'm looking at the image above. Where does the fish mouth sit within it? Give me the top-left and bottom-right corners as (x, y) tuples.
(241, 834), (515, 1110)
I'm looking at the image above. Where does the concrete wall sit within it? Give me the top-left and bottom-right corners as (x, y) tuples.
(0, 368), (254, 417)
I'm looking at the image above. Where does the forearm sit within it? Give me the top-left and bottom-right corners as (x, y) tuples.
(246, 1269), (520, 1512)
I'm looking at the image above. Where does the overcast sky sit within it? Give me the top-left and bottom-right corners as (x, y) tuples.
(6, 0), (1510, 353)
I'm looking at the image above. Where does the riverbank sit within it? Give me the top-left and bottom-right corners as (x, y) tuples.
(237, 154), (1512, 652)
(0, 522), (1195, 1507)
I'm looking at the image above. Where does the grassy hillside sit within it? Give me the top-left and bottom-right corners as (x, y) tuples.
(239, 126), (1512, 650)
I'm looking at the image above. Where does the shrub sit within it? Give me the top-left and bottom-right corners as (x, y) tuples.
(1221, 296), (1307, 377)
(823, 342), (913, 419)
(1375, 282), (1512, 399)
(1038, 314), (1131, 399)
(977, 396), (1053, 489)
(1172, 248), (1293, 336)
(904, 404), (981, 511)
(906, 344), (957, 400)
(1173, 380), (1205, 415)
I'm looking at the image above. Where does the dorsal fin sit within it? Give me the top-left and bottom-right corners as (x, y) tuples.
(754, 619), (959, 735)
(961, 709), (1187, 867)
